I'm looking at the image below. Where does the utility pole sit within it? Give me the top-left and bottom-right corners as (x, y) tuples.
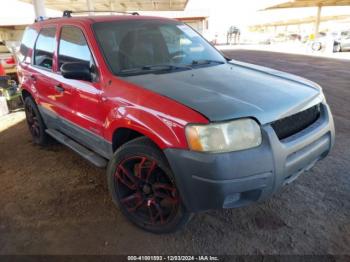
(32, 0), (47, 18)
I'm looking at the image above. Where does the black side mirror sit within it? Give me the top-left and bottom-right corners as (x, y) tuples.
(61, 62), (92, 81)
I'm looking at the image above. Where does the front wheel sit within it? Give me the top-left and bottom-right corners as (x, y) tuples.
(107, 137), (191, 233)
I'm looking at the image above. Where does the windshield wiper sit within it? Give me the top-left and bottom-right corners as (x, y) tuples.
(119, 64), (191, 76)
(143, 64), (191, 71)
(191, 60), (226, 66)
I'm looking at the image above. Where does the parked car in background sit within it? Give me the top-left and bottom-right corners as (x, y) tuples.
(18, 12), (335, 233)
(287, 33), (302, 42)
(0, 41), (17, 76)
(311, 30), (350, 52)
(335, 30), (350, 52)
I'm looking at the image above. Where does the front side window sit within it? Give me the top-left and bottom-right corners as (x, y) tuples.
(34, 27), (56, 70)
(58, 26), (93, 70)
(93, 20), (225, 76)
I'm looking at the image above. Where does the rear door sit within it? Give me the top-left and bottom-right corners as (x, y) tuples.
(30, 26), (63, 128)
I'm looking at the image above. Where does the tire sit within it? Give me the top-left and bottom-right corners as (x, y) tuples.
(24, 96), (49, 146)
(107, 137), (192, 233)
(312, 42), (322, 51)
(333, 43), (341, 53)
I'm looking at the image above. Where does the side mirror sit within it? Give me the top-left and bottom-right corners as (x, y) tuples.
(61, 62), (92, 81)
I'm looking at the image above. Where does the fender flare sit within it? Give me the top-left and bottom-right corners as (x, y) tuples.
(105, 105), (189, 150)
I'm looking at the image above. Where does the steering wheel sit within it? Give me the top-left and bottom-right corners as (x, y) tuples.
(170, 51), (187, 63)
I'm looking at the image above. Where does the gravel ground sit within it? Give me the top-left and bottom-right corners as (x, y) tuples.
(0, 50), (349, 255)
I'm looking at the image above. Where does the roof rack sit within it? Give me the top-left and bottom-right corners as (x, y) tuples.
(34, 16), (60, 23)
(62, 10), (139, 18)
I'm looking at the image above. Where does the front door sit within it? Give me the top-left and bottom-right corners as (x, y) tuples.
(56, 25), (109, 158)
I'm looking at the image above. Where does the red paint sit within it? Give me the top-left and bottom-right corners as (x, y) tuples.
(19, 16), (209, 150)
(115, 155), (179, 224)
(5, 57), (15, 65)
(0, 64), (5, 76)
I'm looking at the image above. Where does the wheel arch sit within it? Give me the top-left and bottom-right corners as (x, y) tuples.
(21, 89), (33, 101)
(106, 107), (191, 152)
(112, 127), (145, 152)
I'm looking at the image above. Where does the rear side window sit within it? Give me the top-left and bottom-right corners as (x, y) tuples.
(34, 27), (56, 70)
(58, 26), (93, 70)
(19, 27), (38, 62)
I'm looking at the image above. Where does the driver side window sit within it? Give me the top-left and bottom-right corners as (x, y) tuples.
(58, 26), (97, 79)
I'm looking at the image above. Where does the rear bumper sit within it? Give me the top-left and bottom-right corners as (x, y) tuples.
(164, 102), (335, 212)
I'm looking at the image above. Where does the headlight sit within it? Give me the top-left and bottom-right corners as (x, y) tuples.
(186, 118), (262, 153)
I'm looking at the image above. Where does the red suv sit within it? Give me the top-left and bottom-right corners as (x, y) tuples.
(18, 11), (335, 233)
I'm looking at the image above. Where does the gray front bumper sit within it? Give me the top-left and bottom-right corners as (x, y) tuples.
(164, 103), (335, 212)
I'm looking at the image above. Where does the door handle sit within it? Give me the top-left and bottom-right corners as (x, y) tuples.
(55, 84), (65, 93)
(30, 75), (36, 81)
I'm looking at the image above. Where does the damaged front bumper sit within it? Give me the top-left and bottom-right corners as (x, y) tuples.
(164, 103), (335, 212)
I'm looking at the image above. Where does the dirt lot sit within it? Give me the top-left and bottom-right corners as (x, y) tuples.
(0, 50), (349, 255)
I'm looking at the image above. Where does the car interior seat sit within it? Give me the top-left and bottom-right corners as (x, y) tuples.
(118, 29), (170, 71)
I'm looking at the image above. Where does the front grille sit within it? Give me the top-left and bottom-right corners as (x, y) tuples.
(271, 104), (321, 140)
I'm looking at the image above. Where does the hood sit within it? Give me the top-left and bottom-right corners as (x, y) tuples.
(123, 60), (323, 124)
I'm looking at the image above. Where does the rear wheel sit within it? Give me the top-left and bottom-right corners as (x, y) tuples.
(24, 97), (49, 145)
(333, 43), (341, 53)
(107, 137), (191, 233)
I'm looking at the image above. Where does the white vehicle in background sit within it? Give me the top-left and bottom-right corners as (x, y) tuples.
(311, 30), (350, 53)
(240, 32), (272, 45)
(0, 41), (17, 75)
(335, 30), (350, 52)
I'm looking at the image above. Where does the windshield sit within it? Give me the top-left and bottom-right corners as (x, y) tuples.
(93, 19), (226, 76)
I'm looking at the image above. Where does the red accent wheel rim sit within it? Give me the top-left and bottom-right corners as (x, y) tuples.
(115, 156), (179, 226)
